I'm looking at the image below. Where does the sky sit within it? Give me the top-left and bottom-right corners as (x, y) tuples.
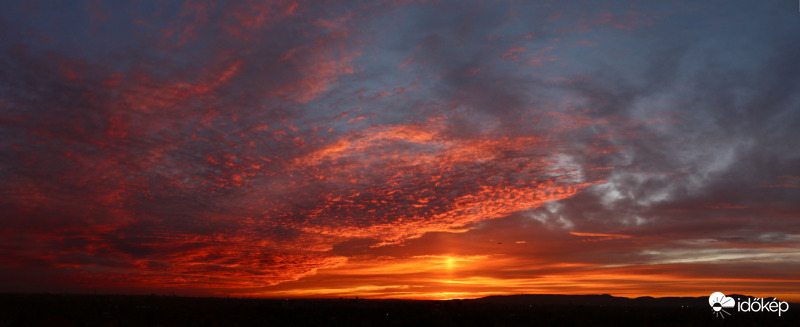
(0, 0), (799, 301)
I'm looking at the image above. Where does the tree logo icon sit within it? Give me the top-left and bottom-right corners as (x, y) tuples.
(709, 292), (736, 318)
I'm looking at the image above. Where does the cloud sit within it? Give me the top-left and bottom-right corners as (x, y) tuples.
(0, 0), (798, 300)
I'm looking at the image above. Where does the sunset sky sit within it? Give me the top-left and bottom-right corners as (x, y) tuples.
(1, 1), (799, 301)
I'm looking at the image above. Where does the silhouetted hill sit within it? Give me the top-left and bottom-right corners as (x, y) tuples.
(473, 293), (708, 307)
(0, 293), (796, 326)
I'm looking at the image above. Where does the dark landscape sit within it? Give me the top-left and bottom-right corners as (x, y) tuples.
(0, 293), (796, 326)
(1, 2), (799, 326)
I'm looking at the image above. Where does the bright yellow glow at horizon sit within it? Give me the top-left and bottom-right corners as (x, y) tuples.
(242, 253), (800, 303)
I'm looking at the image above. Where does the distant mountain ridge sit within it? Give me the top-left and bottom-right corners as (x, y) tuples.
(471, 294), (794, 307)
(1, 292), (798, 325)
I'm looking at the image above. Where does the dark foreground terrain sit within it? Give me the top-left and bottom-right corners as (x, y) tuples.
(0, 293), (796, 326)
